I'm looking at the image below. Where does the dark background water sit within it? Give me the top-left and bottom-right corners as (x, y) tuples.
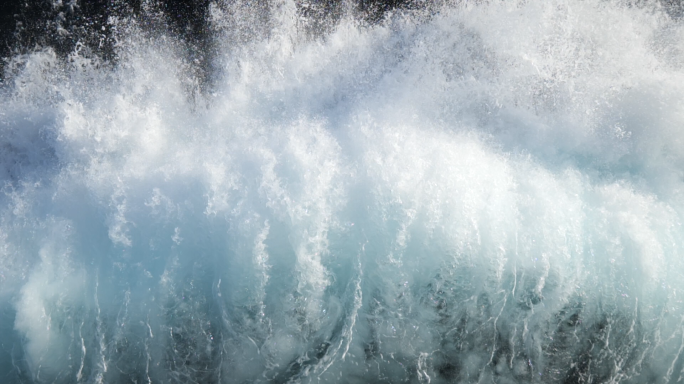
(0, 0), (420, 84)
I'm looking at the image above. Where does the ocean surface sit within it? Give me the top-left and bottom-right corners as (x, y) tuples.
(2, 0), (684, 382)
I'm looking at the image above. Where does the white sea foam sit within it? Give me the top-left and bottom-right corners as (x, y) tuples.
(2, 0), (684, 382)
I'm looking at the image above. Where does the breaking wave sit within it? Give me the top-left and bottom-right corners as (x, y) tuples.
(2, 0), (684, 382)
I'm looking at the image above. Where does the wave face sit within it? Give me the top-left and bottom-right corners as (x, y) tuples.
(2, 1), (684, 382)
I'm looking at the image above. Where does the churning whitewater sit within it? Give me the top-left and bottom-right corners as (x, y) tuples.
(2, 0), (684, 382)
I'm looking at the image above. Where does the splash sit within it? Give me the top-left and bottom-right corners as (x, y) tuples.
(2, 0), (684, 382)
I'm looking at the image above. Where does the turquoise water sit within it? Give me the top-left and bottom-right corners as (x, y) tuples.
(2, 1), (684, 382)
